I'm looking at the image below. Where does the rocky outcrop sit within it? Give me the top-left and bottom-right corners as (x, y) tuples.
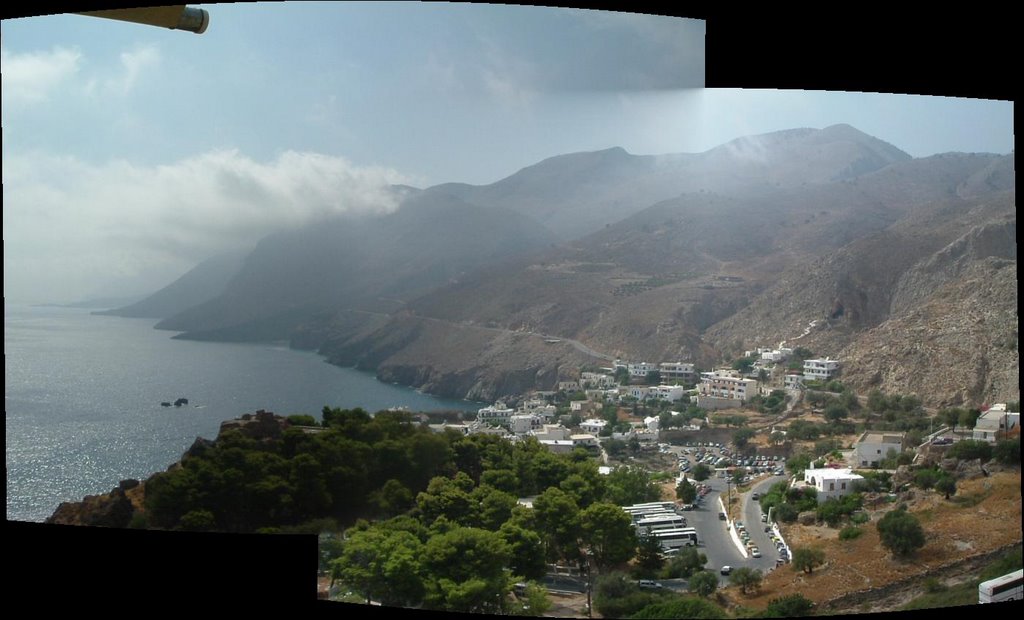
(47, 411), (292, 527)
(46, 480), (138, 528)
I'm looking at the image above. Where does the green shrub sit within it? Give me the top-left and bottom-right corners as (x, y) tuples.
(839, 525), (863, 540)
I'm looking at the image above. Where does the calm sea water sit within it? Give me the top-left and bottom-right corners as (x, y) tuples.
(5, 304), (478, 522)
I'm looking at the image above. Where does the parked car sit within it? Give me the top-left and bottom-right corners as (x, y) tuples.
(751, 492), (760, 500)
(719, 512), (727, 521)
(751, 547), (761, 558)
(638, 580), (663, 590)
(720, 566), (732, 575)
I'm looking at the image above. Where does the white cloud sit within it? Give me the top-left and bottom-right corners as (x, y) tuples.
(3, 149), (411, 303)
(0, 46), (82, 104)
(84, 44), (161, 97)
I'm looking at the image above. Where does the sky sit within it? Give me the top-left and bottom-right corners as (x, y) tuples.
(1, 3), (1014, 305)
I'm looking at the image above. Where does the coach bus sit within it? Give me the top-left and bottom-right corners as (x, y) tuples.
(652, 527), (699, 549)
(979, 568), (1023, 604)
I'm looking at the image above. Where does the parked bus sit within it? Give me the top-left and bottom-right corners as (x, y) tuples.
(635, 514), (687, 535)
(626, 509), (677, 522)
(979, 569), (1023, 604)
(652, 527), (699, 549)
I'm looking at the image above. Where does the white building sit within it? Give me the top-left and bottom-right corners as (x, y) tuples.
(973, 404), (1020, 443)
(698, 370), (757, 401)
(518, 398), (558, 420)
(539, 439), (574, 454)
(853, 431), (906, 468)
(802, 468), (864, 502)
(570, 434), (600, 448)
(643, 416), (660, 432)
(784, 372), (803, 389)
(660, 362), (696, 383)
(803, 358), (841, 382)
(478, 401), (514, 425)
(582, 372), (617, 389)
(532, 424), (570, 441)
(509, 414), (543, 435)
(614, 360), (659, 378)
(580, 419), (608, 435)
(558, 380), (581, 392)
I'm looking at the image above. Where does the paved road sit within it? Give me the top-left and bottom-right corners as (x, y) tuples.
(665, 445), (791, 584)
(741, 475), (790, 571)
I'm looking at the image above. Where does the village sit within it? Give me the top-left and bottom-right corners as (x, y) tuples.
(408, 346), (1021, 614)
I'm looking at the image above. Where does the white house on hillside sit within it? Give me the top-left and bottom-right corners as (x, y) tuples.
(853, 431), (905, 468)
(973, 404), (1020, 443)
(802, 468), (864, 502)
(803, 358), (840, 382)
(580, 419), (608, 435)
(698, 370), (757, 401)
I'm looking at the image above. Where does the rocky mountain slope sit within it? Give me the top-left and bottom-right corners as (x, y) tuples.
(431, 123), (910, 239)
(151, 192), (557, 342)
(315, 151), (1014, 405)
(97, 249), (247, 319)
(119, 126), (1014, 407)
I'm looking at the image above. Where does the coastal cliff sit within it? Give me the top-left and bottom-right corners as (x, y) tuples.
(46, 410), (292, 527)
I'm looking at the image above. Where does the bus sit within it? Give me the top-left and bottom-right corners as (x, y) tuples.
(652, 527), (699, 549)
(635, 514), (687, 535)
(626, 509), (677, 522)
(979, 569), (1023, 604)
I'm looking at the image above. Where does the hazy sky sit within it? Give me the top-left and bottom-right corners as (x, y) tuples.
(2, 3), (1014, 304)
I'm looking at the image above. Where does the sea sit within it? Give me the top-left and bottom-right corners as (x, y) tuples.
(5, 304), (479, 523)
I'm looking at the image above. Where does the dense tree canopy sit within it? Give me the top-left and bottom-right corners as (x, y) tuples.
(876, 507), (926, 557)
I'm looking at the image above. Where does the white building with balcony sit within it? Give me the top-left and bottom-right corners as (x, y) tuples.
(580, 419), (608, 435)
(698, 371), (757, 402)
(803, 358), (841, 382)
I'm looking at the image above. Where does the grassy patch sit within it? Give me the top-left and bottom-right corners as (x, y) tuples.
(950, 490), (989, 508)
(900, 581), (977, 610)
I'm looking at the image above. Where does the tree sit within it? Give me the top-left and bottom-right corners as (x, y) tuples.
(774, 502), (798, 524)
(422, 527), (513, 613)
(959, 408), (982, 430)
(691, 463), (712, 482)
(580, 502), (638, 569)
(646, 370), (662, 385)
(335, 527), (426, 607)
(791, 547), (825, 574)
(732, 357), (755, 374)
(532, 487), (581, 562)
(729, 567), (762, 594)
(615, 367), (631, 385)
(630, 597), (726, 619)
(823, 404), (849, 423)
(763, 594), (815, 617)
(513, 582), (552, 617)
(934, 474), (957, 500)
(994, 437), (1020, 465)
(499, 523), (547, 581)
(948, 439), (993, 462)
(733, 428), (756, 450)
(876, 507), (926, 558)
(606, 466), (662, 506)
(634, 535), (665, 577)
(661, 547), (707, 579)
(689, 570), (719, 597)
(676, 479), (698, 504)
(731, 467), (747, 486)
(867, 389), (886, 413)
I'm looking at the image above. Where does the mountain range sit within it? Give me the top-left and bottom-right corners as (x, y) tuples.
(103, 125), (1017, 408)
